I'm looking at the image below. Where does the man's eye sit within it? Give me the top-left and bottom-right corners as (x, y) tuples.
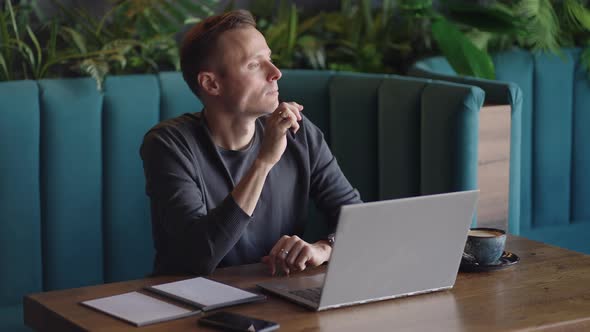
(249, 63), (260, 69)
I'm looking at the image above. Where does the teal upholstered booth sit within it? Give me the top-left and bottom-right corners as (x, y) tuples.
(412, 47), (590, 254)
(0, 70), (483, 331)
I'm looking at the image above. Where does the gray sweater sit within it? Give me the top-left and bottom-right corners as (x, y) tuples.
(140, 112), (361, 275)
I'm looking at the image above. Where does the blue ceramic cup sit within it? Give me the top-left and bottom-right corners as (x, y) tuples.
(463, 228), (506, 265)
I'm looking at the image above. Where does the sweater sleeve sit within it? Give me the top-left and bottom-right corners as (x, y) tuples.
(305, 118), (363, 233)
(140, 129), (252, 275)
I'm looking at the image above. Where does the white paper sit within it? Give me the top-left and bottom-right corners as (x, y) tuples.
(150, 277), (257, 307)
(82, 291), (197, 326)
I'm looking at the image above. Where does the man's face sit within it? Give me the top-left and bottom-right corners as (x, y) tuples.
(213, 27), (282, 116)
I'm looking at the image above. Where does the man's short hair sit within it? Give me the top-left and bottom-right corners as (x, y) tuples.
(180, 10), (257, 98)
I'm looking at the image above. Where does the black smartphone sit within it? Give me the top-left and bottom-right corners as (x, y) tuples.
(198, 311), (280, 332)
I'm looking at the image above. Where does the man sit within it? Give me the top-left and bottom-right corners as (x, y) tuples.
(140, 10), (361, 277)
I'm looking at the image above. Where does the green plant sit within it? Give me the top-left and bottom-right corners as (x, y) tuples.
(309, 0), (502, 77)
(51, 0), (219, 89)
(0, 0), (91, 81)
(252, 0), (325, 69)
(2, 0), (590, 84)
(322, 0), (395, 73)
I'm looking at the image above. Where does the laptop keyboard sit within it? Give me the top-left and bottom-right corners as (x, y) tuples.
(289, 287), (322, 303)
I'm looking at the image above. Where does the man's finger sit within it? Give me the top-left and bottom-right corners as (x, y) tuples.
(268, 236), (289, 276)
(276, 238), (298, 276)
(286, 241), (305, 269)
(280, 109), (300, 133)
(280, 102), (303, 121)
(294, 246), (312, 271)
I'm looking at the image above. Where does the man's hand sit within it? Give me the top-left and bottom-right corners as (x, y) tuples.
(261, 235), (332, 276)
(256, 102), (303, 167)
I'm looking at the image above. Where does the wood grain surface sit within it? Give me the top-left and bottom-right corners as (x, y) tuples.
(25, 236), (590, 332)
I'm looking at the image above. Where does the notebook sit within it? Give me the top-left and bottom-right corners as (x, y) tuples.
(146, 277), (266, 311)
(81, 291), (198, 327)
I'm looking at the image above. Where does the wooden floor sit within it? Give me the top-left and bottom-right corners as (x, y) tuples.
(477, 105), (511, 230)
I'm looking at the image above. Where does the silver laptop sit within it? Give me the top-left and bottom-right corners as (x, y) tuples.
(257, 190), (479, 311)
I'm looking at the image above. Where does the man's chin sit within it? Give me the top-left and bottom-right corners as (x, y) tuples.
(261, 100), (280, 114)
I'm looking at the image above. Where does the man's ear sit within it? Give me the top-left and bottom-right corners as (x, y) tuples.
(198, 72), (221, 96)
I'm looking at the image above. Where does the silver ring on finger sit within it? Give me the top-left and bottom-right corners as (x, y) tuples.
(280, 248), (289, 256)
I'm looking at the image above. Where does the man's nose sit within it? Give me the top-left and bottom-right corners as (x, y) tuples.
(268, 62), (282, 81)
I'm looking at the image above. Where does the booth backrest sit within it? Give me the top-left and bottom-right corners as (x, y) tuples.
(413, 48), (590, 253)
(0, 70), (483, 310)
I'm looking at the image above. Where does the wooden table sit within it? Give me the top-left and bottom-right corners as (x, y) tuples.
(24, 236), (590, 331)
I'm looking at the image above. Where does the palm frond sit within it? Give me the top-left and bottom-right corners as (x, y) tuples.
(108, 54), (127, 70)
(517, 0), (561, 52)
(447, 3), (524, 35)
(79, 58), (109, 91)
(61, 27), (88, 53)
(563, 0), (590, 31)
(102, 39), (140, 53)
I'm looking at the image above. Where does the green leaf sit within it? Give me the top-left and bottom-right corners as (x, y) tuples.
(465, 30), (494, 51)
(73, 6), (100, 31)
(150, 7), (177, 32)
(61, 27), (87, 54)
(97, 0), (128, 36)
(13, 39), (36, 70)
(447, 3), (524, 34)
(399, 0), (433, 12)
(159, 1), (186, 24)
(176, 0), (214, 17)
(0, 10), (13, 73)
(264, 22), (287, 50)
(49, 0), (96, 38)
(563, 0), (590, 31)
(48, 19), (58, 60)
(108, 54), (127, 69)
(517, 0), (560, 53)
(286, 4), (297, 56)
(360, 0), (374, 36)
(298, 14), (322, 35)
(25, 25), (42, 76)
(184, 16), (202, 25)
(6, 0), (20, 41)
(341, 0), (353, 15)
(382, 0), (393, 26)
(323, 12), (346, 33)
(277, 0), (290, 23)
(298, 35), (325, 69)
(79, 58), (109, 91)
(38, 49), (116, 78)
(0, 52), (9, 80)
(431, 18), (495, 79)
(102, 39), (139, 54)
